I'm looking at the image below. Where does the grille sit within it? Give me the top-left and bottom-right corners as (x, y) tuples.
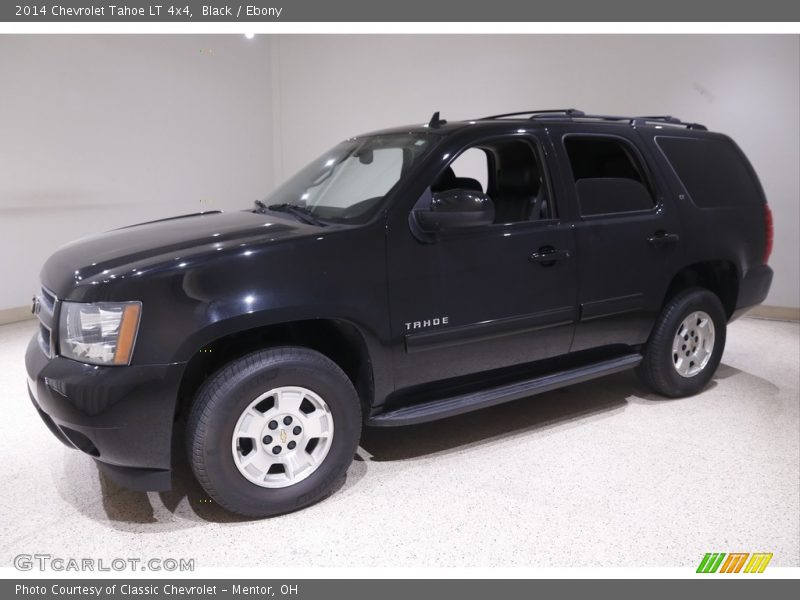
(38, 323), (52, 357)
(40, 286), (57, 312)
(35, 285), (58, 358)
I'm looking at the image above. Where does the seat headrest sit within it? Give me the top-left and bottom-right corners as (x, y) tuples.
(453, 177), (483, 192)
(498, 167), (536, 193)
(432, 167), (483, 193)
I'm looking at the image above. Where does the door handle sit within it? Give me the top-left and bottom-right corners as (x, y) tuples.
(647, 231), (680, 247)
(530, 246), (570, 266)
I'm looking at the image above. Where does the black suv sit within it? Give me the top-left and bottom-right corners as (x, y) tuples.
(26, 109), (773, 517)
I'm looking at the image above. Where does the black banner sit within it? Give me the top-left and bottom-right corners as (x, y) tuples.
(4, 579), (799, 600)
(3, 0), (800, 22)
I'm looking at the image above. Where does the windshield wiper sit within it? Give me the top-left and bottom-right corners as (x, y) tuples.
(263, 202), (327, 227)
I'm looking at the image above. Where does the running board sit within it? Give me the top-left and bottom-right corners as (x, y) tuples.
(368, 353), (642, 427)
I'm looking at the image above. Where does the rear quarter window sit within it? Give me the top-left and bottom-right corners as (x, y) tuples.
(656, 136), (762, 208)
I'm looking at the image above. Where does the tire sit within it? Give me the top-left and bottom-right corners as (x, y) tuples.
(186, 347), (361, 517)
(636, 287), (727, 398)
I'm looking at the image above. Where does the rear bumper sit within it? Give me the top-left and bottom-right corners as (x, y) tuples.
(25, 334), (185, 492)
(732, 264), (774, 320)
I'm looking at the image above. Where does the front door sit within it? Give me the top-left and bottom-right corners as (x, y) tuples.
(385, 132), (579, 393)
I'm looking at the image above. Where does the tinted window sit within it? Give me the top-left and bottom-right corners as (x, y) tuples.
(565, 138), (648, 183)
(565, 136), (654, 216)
(656, 136), (761, 208)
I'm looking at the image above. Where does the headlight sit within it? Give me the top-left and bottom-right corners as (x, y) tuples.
(58, 301), (142, 366)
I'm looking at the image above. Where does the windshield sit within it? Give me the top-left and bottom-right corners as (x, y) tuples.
(260, 132), (434, 224)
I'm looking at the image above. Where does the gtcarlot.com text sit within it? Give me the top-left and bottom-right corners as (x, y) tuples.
(14, 553), (194, 572)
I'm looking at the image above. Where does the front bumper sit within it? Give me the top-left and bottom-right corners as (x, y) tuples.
(25, 334), (185, 491)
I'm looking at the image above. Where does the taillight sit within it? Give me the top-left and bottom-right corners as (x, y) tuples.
(763, 203), (774, 265)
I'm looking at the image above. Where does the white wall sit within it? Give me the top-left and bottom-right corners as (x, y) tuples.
(0, 35), (275, 310)
(1, 34), (798, 311)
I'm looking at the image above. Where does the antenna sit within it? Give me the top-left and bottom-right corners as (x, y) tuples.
(428, 111), (447, 128)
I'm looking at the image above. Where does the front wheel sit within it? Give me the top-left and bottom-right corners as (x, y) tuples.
(637, 288), (727, 398)
(186, 347), (361, 517)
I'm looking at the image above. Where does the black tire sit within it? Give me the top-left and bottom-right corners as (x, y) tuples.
(636, 287), (727, 398)
(186, 347), (361, 517)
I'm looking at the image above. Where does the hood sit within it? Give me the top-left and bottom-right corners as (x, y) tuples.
(41, 210), (322, 298)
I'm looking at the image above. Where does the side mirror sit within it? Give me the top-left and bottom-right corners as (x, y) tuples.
(414, 189), (495, 231)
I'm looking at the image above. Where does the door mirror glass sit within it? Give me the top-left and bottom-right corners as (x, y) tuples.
(414, 188), (495, 231)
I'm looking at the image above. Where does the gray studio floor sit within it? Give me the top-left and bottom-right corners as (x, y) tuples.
(1, 317), (798, 568)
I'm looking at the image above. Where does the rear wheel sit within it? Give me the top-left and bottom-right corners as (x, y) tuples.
(186, 347), (361, 517)
(637, 288), (727, 397)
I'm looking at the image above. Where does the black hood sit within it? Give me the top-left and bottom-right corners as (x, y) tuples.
(41, 210), (323, 298)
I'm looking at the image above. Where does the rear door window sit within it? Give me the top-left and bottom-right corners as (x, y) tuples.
(656, 136), (761, 208)
(564, 136), (655, 216)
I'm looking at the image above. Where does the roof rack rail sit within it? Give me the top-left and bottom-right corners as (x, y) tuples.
(481, 108), (585, 120)
(631, 115), (708, 130)
(478, 109), (707, 131)
(634, 115), (682, 124)
(533, 112), (629, 122)
(558, 113), (708, 130)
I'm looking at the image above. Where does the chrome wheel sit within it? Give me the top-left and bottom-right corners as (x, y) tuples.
(671, 310), (715, 378)
(231, 386), (334, 488)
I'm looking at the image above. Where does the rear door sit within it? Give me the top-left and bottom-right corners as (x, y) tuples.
(546, 125), (685, 351)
